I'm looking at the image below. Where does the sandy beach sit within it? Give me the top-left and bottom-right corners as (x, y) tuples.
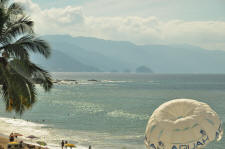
(0, 135), (8, 149)
(0, 117), (83, 149)
(0, 134), (46, 149)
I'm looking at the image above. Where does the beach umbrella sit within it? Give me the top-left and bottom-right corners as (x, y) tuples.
(65, 143), (76, 148)
(27, 135), (39, 142)
(145, 99), (223, 149)
(8, 142), (19, 145)
(13, 133), (23, 137)
(27, 135), (39, 139)
(36, 141), (47, 146)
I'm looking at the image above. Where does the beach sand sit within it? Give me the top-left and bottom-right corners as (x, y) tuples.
(0, 135), (46, 149)
(0, 135), (8, 148)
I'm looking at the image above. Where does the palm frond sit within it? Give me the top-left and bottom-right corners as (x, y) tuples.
(0, 62), (37, 114)
(2, 35), (50, 58)
(3, 42), (29, 59)
(9, 59), (53, 92)
(3, 16), (34, 41)
(0, 0), (52, 115)
(20, 35), (51, 58)
(0, 2), (32, 42)
(0, 4), (7, 35)
(0, 0), (9, 7)
(4, 78), (37, 114)
(7, 2), (24, 15)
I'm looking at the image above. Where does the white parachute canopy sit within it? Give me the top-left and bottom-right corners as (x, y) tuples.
(145, 99), (223, 149)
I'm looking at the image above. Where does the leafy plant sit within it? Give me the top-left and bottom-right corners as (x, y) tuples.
(0, 0), (52, 114)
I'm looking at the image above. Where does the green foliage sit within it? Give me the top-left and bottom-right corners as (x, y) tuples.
(0, 0), (52, 114)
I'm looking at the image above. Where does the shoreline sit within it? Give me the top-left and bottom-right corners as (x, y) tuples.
(0, 135), (46, 149)
(0, 117), (87, 149)
(0, 133), (88, 149)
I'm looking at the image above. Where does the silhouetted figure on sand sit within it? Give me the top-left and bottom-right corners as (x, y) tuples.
(65, 141), (68, 149)
(61, 140), (65, 149)
(9, 133), (14, 142)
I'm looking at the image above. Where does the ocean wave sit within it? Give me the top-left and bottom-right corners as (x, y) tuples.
(0, 117), (87, 149)
(102, 80), (132, 83)
(52, 100), (104, 114)
(107, 110), (148, 120)
(52, 79), (133, 86)
(52, 129), (145, 149)
(0, 117), (46, 127)
(53, 80), (95, 86)
(0, 117), (49, 142)
(0, 116), (145, 149)
(148, 81), (160, 84)
(72, 102), (104, 114)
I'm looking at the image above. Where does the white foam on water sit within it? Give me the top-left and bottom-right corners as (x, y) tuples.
(23, 142), (87, 149)
(52, 100), (104, 114)
(0, 117), (47, 137)
(102, 80), (132, 83)
(52, 79), (133, 86)
(107, 110), (149, 120)
(148, 81), (160, 84)
(0, 116), (145, 149)
(0, 117), (45, 127)
(55, 80), (96, 86)
(51, 129), (145, 149)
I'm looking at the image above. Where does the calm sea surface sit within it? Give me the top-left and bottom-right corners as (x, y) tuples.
(0, 73), (225, 149)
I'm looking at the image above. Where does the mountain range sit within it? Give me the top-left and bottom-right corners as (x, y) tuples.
(31, 34), (225, 73)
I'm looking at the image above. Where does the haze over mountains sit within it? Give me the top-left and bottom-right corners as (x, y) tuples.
(31, 34), (225, 73)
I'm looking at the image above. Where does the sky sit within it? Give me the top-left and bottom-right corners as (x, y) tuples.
(15, 0), (225, 50)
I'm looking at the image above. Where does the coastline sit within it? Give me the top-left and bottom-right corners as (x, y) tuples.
(0, 116), (88, 149)
(1, 73), (224, 149)
(0, 134), (47, 149)
(0, 131), (88, 149)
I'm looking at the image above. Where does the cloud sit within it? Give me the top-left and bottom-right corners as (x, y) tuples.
(82, 0), (169, 17)
(15, 0), (86, 38)
(42, 6), (84, 25)
(15, 0), (225, 50)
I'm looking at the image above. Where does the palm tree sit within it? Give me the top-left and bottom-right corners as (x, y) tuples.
(0, 0), (53, 114)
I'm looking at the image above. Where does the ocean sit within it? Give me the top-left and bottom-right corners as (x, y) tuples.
(0, 73), (224, 149)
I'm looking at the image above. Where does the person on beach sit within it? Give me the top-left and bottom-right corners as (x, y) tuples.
(61, 140), (65, 149)
(89, 145), (92, 149)
(19, 141), (23, 148)
(9, 133), (14, 142)
(65, 141), (68, 149)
